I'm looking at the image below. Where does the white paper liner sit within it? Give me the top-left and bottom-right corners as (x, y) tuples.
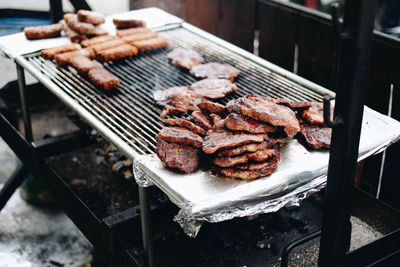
(133, 106), (400, 237)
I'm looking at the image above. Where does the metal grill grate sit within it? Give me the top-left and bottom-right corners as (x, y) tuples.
(26, 26), (324, 156)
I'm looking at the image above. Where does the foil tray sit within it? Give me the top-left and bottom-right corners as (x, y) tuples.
(134, 107), (400, 237)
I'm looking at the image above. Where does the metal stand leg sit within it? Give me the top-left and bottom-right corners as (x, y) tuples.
(16, 64), (33, 142)
(0, 164), (29, 211)
(139, 186), (155, 267)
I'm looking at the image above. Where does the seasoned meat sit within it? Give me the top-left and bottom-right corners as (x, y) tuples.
(213, 154), (248, 167)
(116, 27), (150, 37)
(81, 35), (118, 47)
(300, 106), (324, 125)
(219, 160), (278, 179)
(202, 131), (266, 154)
(164, 118), (207, 136)
(64, 14), (95, 35)
(69, 55), (98, 75)
(275, 98), (316, 109)
(154, 86), (199, 118)
(298, 124), (331, 149)
(190, 62), (240, 81)
(246, 149), (279, 162)
(192, 111), (212, 130)
(226, 95), (300, 137)
(197, 101), (226, 115)
(55, 48), (95, 66)
(113, 18), (146, 29)
(210, 114), (222, 125)
(77, 10), (105, 25)
(24, 23), (62, 40)
(121, 32), (158, 43)
(217, 142), (271, 157)
(156, 140), (200, 173)
(132, 37), (169, 52)
(88, 67), (120, 90)
(224, 113), (276, 134)
(167, 48), (204, 70)
(156, 127), (203, 148)
(191, 78), (238, 99)
(60, 20), (86, 43)
(95, 44), (138, 62)
(211, 119), (226, 133)
(88, 39), (127, 53)
(41, 43), (81, 60)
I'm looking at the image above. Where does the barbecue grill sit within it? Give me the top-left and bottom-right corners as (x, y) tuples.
(1, 2), (400, 266)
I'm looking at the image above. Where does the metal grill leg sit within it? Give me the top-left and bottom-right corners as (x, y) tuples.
(0, 164), (29, 211)
(139, 186), (154, 267)
(16, 64), (33, 142)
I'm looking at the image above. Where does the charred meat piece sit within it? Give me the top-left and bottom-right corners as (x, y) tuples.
(154, 86), (199, 118)
(203, 131), (266, 154)
(88, 39), (127, 53)
(69, 55), (98, 75)
(121, 32), (158, 43)
(116, 27), (150, 37)
(210, 114), (222, 125)
(60, 20), (86, 43)
(157, 127), (203, 148)
(55, 49), (95, 66)
(81, 35), (118, 47)
(164, 118), (207, 136)
(197, 101), (226, 115)
(246, 149), (279, 162)
(24, 23), (62, 40)
(190, 62), (240, 81)
(113, 18), (146, 29)
(275, 98), (317, 109)
(211, 119), (226, 133)
(77, 10), (105, 25)
(41, 43), (81, 60)
(300, 106), (325, 125)
(226, 95), (300, 137)
(192, 111), (212, 130)
(167, 48), (204, 70)
(220, 160), (278, 179)
(95, 44), (138, 62)
(132, 36), (169, 52)
(88, 67), (120, 90)
(190, 78), (237, 100)
(64, 14), (95, 35)
(156, 140), (200, 173)
(224, 113), (276, 134)
(213, 154), (248, 167)
(298, 124), (331, 149)
(217, 142), (271, 157)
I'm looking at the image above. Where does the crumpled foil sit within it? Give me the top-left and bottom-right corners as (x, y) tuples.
(133, 107), (400, 237)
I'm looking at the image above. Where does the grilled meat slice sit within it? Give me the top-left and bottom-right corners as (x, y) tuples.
(226, 95), (300, 137)
(113, 18), (146, 29)
(190, 78), (237, 100)
(95, 44), (138, 62)
(81, 35), (118, 47)
(192, 111), (212, 130)
(154, 86), (199, 118)
(88, 39), (127, 54)
(202, 131), (266, 154)
(219, 159), (279, 179)
(77, 10), (105, 25)
(132, 36), (169, 52)
(211, 119), (227, 133)
(213, 154), (248, 167)
(156, 140), (200, 173)
(87, 67), (120, 90)
(69, 55), (98, 75)
(275, 98), (316, 109)
(217, 142), (271, 157)
(24, 23), (62, 40)
(157, 127), (203, 148)
(55, 48), (95, 66)
(224, 113), (276, 134)
(298, 124), (331, 149)
(210, 114), (222, 125)
(121, 32), (158, 43)
(116, 27), (150, 37)
(60, 20), (86, 43)
(41, 43), (81, 60)
(64, 13), (95, 35)
(197, 101), (226, 115)
(164, 118), (207, 136)
(190, 62), (240, 81)
(247, 149), (279, 162)
(300, 106), (324, 125)
(167, 48), (204, 70)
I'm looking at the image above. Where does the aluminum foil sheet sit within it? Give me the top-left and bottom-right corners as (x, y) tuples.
(134, 106), (400, 237)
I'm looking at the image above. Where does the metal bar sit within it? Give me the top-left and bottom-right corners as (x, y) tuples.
(139, 186), (155, 267)
(49, 0), (63, 24)
(0, 163), (29, 211)
(281, 230), (321, 267)
(344, 229), (400, 266)
(318, 1), (377, 266)
(16, 63), (33, 142)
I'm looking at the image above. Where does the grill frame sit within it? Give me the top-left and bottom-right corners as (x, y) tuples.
(15, 22), (335, 162)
